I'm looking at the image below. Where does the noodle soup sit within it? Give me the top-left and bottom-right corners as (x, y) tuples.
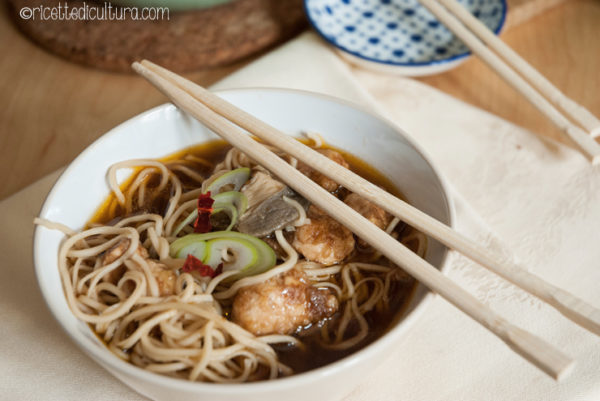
(37, 138), (426, 382)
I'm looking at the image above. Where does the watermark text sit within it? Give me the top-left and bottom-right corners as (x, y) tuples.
(19, 2), (170, 21)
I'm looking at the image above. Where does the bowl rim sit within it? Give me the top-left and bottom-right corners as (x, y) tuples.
(33, 87), (456, 394)
(303, 0), (507, 68)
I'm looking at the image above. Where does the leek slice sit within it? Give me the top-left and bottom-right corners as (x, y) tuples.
(206, 168), (250, 194)
(172, 209), (199, 237)
(204, 238), (258, 273)
(172, 191), (248, 235)
(170, 231), (276, 278)
(212, 191), (248, 231)
(212, 191), (248, 215)
(211, 204), (238, 231)
(175, 241), (207, 261)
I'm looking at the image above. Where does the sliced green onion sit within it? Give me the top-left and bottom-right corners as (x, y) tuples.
(206, 167), (250, 194)
(212, 204), (238, 231)
(175, 240), (207, 261)
(172, 191), (249, 236)
(212, 191), (248, 231)
(172, 209), (199, 237)
(204, 237), (258, 273)
(170, 231), (276, 279)
(213, 191), (248, 215)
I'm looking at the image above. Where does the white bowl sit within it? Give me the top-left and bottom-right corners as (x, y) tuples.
(34, 88), (455, 401)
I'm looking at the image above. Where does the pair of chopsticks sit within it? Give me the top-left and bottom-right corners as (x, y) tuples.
(133, 60), (600, 380)
(418, 0), (600, 164)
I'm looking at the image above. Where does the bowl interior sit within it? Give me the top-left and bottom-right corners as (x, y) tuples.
(34, 88), (453, 395)
(305, 0), (506, 69)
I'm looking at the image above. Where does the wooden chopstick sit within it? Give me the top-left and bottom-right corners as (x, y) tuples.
(141, 59), (600, 340)
(133, 61), (574, 379)
(432, 0), (600, 138)
(416, 0), (600, 164)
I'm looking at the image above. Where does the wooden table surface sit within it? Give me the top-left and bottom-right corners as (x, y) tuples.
(1, 0), (599, 200)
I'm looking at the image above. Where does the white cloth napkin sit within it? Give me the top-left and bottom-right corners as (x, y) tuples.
(1, 32), (598, 401)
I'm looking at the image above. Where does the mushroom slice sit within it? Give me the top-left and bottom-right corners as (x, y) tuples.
(238, 187), (308, 237)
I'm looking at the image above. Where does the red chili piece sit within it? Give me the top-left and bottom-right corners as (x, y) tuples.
(181, 254), (217, 277)
(194, 192), (214, 233)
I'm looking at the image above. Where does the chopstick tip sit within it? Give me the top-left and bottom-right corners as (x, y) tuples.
(589, 126), (600, 139)
(132, 61), (151, 76)
(555, 358), (576, 381)
(133, 60), (163, 76)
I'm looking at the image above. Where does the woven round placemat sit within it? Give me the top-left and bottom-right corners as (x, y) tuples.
(7, 0), (307, 72)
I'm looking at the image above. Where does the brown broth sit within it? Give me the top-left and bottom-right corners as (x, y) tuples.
(89, 141), (230, 225)
(89, 139), (420, 377)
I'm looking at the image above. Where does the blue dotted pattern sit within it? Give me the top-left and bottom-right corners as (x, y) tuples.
(305, 0), (506, 66)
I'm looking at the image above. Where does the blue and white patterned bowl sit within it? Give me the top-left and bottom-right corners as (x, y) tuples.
(305, 0), (507, 76)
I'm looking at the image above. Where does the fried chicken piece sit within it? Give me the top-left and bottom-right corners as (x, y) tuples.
(344, 193), (393, 247)
(292, 206), (355, 265)
(102, 238), (148, 266)
(144, 259), (177, 296)
(101, 238), (176, 296)
(231, 268), (338, 335)
(297, 149), (349, 192)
